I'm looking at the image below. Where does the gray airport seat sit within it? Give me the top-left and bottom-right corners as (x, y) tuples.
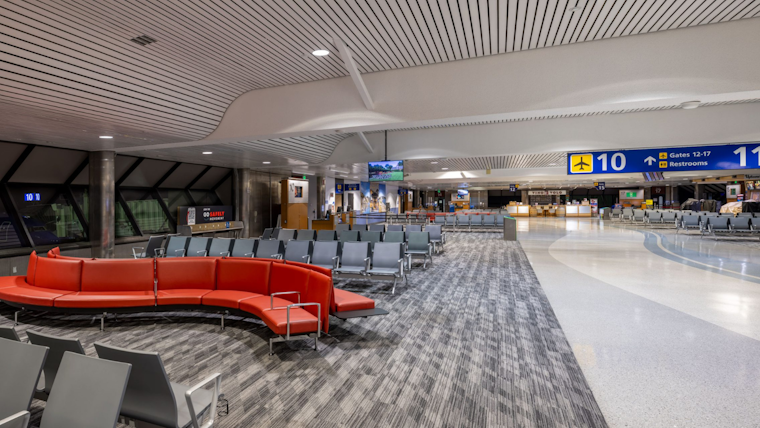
(296, 230), (316, 241)
(255, 240), (285, 259)
(186, 237), (212, 257)
(482, 215), (496, 227)
(632, 210), (645, 223)
(366, 242), (407, 294)
(208, 238), (233, 257)
(730, 216), (754, 234)
(678, 214), (701, 233)
(261, 228), (274, 240)
(132, 235), (165, 259)
(165, 236), (190, 258)
(455, 214), (470, 231)
(40, 352), (131, 428)
(311, 241), (341, 270)
(433, 216), (445, 225)
(661, 212), (677, 225)
(0, 339), (48, 423)
(95, 343), (221, 428)
(621, 208), (634, 221)
(284, 240), (313, 264)
(230, 238), (257, 258)
(334, 242), (371, 275)
(405, 224), (422, 240)
(470, 214), (484, 228)
(359, 231), (382, 251)
(335, 224), (351, 238)
(647, 211), (663, 224)
(719, 212), (735, 216)
(425, 225), (445, 253)
(316, 230), (337, 241)
(496, 215), (505, 226)
(277, 229), (297, 242)
(387, 225), (403, 232)
(369, 224), (385, 233)
(611, 208), (622, 218)
(339, 230), (360, 243)
(270, 228), (282, 240)
(704, 216), (730, 239)
(384, 231), (405, 243)
(737, 212), (754, 218)
(26, 330), (86, 399)
(704, 212), (719, 217)
(0, 326), (20, 341)
(406, 232), (433, 269)
(0, 411), (30, 428)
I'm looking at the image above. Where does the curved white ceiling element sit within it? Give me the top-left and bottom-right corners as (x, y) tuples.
(1, 0), (759, 166)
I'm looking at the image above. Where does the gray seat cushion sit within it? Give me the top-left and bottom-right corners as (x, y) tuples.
(334, 266), (364, 274)
(366, 267), (398, 275)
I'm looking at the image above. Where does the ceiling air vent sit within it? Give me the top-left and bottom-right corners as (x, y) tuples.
(130, 35), (157, 46)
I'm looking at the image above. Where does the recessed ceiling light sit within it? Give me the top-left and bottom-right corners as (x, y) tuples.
(549, 163), (557, 166)
(431, 161), (438, 164)
(680, 101), (701, 110)
(441, 167), (449, 170)
(262, 161), (271, 164)
(202, 151), (212, 155)
(312, 49), (329, 56)
(99, 135), (113, 139)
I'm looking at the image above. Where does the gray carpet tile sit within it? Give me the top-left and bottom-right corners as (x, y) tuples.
(0, 232), (607, 428)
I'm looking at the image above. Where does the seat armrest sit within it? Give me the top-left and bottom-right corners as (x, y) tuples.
(244, 252), (254, 257)
(175, 249), (186, 257)
(271, 292), (300, 309)
(132, 247), (145, 259)
(272, 254), (283, 259)
(397, 258), (405, 277)
(331, 255), (340, 269)
(286, 303), (321, 338)
(154, 248), (165, 258)
(301, 254), (311, 264)
(219, 251), (230, 257)
(196, 250), (207, 257)
(0, 410), (30, 428)
(185, 373), (222, 428)
(363, 257), (371, 274)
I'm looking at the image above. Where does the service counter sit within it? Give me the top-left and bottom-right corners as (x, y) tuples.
(565, 205), (592, 217)
(506, 205), (531, 217)
(311, 218), (337, 231)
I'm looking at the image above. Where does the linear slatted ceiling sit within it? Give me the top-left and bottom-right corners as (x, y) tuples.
(404, 152), (567, 173)
(0, 0), (758, 163)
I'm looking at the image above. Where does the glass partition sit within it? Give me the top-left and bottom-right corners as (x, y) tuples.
(0, 198), (24, 250)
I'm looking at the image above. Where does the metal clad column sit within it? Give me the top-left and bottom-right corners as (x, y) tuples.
(235, 169), (252, 238)
(89, 151), (115, 258)
(317, 176), (325, 219)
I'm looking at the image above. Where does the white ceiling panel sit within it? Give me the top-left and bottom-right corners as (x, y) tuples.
(1, 0), (758, 166)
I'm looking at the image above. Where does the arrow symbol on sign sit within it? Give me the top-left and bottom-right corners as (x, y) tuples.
(644, 156), (656, 166)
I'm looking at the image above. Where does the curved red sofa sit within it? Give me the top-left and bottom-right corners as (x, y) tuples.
(0, 249), (382, 352)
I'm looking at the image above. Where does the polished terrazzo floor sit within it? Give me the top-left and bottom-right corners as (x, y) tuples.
(0, 232), (606, 428)
(519, 217), (760, 428)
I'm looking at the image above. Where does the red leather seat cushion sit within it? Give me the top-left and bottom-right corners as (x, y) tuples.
(54, 291), (155, 308)
(35, 257), (82, 292)
(239, 295), (294, 319)
(332, 289), (375, 312)
(156, 258), (216, 291)
(81, 259), (154, 292)
(286, 261), (332, 279)
(0, 276), (27, 290)
(201, 290), (262, 309)
(259, 306), (319, 336)
(216, 259), (271, 294)
(157, 289), (212, 306)
(269, 263), (309, 303)
(26, 251), (38, 285)
(0, 285), (73, 307)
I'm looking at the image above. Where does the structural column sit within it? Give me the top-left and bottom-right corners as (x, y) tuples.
(694, 183), (702, 200)
(89, 151), (115, 258)
(235, 168), (252, 238)
(317, 176), (326, 219)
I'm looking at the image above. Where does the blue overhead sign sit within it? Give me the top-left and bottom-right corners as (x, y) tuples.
(568, 143), (760, 175)
(509, 184), (517, 192)
(594, 182), (605, 190)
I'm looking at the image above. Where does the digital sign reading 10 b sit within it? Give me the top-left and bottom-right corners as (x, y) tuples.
(24, 193), (41, 202)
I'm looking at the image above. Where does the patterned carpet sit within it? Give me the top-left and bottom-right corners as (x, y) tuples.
(1, 232), (607, 428)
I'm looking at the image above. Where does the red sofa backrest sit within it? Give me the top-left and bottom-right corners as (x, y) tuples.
(156, 258), (216, 291)
(34, 256), (82, 292)
(80, 259), (154, 292)
(47, 247), (61, 258)
(270, 263), (310, 304)
(216, 259), (271, 294)
(304, 271), (332, 333)
(285, 261), (332, 279)
(26, 251), (38, 286)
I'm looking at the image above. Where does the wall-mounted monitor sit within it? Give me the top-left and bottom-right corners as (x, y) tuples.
(368, 160), (404, 182)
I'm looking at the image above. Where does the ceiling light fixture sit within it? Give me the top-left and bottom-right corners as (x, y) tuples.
(262, 161), (271, 164)
(442, 167), (449, 170)
(99, 136), (113, 139)
(680, 101), (701, 110)
(312, 49), (329, 56)
(431, 161), (438, 164)
(549, 163), (557, 166)
(202, 151), (212, 155)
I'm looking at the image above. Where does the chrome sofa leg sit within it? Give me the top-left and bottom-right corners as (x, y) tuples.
(221, 312), (226, 330)
(314, 335), (318, 351)
(14, 309), (22, 326)
(101, 312), (106, 332)
(391, 277), (397, 295)
(269, 338), (274, 356)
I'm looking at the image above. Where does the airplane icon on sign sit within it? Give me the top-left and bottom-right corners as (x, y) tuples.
(574, 158), (590, 171)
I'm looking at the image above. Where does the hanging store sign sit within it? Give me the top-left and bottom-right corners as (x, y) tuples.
(527, 190), (566, 195)
(568, 142), (760, 175)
